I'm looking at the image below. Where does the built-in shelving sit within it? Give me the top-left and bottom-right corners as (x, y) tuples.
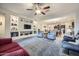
(10, 15), (37, 40)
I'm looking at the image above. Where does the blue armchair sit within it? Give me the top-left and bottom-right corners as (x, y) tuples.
(37, 32), (44, 38)
(47, 31), (56, 40)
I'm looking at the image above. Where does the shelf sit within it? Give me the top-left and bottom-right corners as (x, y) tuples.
(12, 34), (37, 40)
(20, 31), (32, 36)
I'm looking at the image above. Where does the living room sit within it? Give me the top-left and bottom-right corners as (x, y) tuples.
(0, 3), (79, 56)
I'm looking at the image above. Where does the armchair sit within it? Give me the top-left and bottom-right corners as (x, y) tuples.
(37, 32), (44, 38)
(47, 31), (56, 40)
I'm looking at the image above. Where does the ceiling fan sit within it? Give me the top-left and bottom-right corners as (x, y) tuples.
(26, 3), (50, 15)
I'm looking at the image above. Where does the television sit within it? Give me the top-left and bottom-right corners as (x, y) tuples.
(24, 24), (31, 29)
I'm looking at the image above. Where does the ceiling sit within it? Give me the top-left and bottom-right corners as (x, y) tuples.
(0, 3), (79, 21)
(42, 15), (75, 24)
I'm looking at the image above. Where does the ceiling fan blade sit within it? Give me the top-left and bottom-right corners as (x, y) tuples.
(41, 12), (45, 15)
(43, 6), (50, 9)
(26, 9), (33, 10)
(43, 9), (49, 12)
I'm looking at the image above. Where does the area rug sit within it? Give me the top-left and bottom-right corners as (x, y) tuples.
(15, 37), (65, 56)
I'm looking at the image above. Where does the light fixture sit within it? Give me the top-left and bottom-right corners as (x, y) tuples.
(35, 10), (41, 15)
(26, 3), (50, 15)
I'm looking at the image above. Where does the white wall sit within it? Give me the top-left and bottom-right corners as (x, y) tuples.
(37, 22), (47, 32)
(0, 12), (10, 37)
(0, 14), (5, 36)
(74, 12), (79, 35)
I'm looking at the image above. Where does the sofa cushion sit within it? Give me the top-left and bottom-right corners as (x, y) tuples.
(0, 46), (21, 55)
(0, 42), (19, 53)
(63, 36), (73, 41)
(0, 38), (12, 46)
(3, 49), (29, 56)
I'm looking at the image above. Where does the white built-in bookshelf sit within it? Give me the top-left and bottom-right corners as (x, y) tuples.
(10, 15), (37, 40)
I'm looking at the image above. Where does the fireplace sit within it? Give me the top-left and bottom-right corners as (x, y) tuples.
(11, 32), (19, 37)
